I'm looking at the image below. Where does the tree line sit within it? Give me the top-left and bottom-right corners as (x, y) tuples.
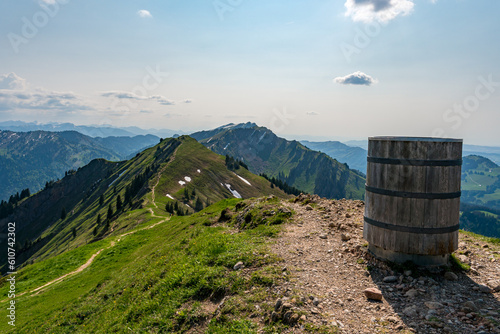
(0, 188), (30, 219)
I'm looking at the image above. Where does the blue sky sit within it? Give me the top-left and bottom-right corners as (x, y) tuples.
(0, 0), (499, 145)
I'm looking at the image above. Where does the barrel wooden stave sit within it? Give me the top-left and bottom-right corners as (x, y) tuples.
(364, 138), (462, 257)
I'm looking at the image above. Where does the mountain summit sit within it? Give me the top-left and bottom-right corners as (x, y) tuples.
(191, 123), (365, 200)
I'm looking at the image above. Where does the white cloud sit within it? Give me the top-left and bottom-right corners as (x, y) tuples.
(137, 10), (152, 18)
(306, 111), (319, 116)
(164, 113), (183, 118)
(101, 91), (140, 100)
(150, 95), (175, 105)
(0, 88), (90, 113)
(0, 73), (91, 114)
(344, 0), (414, 23)
(101, 91), (176, 105)
(334, 71), (377, 86)
(0, 73), (27, 90)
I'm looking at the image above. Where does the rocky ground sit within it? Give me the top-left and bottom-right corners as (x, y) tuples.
(265, 194), (500, 334)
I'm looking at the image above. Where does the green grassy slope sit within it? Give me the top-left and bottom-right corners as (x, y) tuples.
(461, 155), (500, 210)
(192, 125), (365, 200)
(0, 136), (287, 273)
(0, 197), (292, 333)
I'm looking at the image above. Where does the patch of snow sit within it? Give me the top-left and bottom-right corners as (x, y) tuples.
(234, 173), (251, 186)
(184, 176), (192, 182)
(258, 131), (266, 142)
(223, 143), (230, 150)
(186, 204), (192, 209)
(197, 169), (201, 173)
(207, 137), (213, 143)
(108, 171), (126, 188)
(179, 180), (186, 186)
(166, 194), (174, 200)
(225, 183), (242, 199)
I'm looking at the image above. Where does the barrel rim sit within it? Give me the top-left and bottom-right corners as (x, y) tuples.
(369, 136), (463, 143)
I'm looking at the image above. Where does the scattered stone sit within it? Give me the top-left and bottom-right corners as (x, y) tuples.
(478, 285), (491, 293)
(288, 312), (300, 324)
(403, 305), (419, 317)
(274, 299), (282, 311)
(283, 310), (293, 322)
(404, 270), (412, 276)
(305, 205), (313, 211)
(340, 233), (350, 242)
(319, 234), (328, 240)
(233, 261), (244, 270)
(405, 289), (419, 298)
(281, 302), (293, 310)
(345, 213), (351, 218)
(363, 288), (383, 301)
(487, 279), (500, 292)
(271, 311), (279, 322)
(444, 272), (458, 281)
(425, 301), (444, 310)
(387, 316), (398, 323)
(383, 276), (398, 283)
(313, 298), (320, 306)
(300, 314), (306, 321)
(462, 301), (478, 312)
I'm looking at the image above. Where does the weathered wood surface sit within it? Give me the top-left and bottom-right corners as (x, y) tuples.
(364, 137), (462, 256)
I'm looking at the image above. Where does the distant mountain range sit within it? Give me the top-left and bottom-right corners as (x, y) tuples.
(300, 140), (367, 173)
(342, 139), (500, 169)
(0, 130), (159, 200)
(0, 120), (186, 138)
(191, 123), (366, 200)
(461, 155), (500, 210)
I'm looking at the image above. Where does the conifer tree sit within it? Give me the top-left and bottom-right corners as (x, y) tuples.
(61, 207), (67, 220)
(99, 194), (104, 206)
(116, 195), (122, 211)
(107, 203), (113, 220)
(195, 197), (203, 212)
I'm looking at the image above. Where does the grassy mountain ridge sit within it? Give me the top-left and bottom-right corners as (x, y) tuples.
(0, 197), (293, 333)
(0, 136), (287, 272)
(191, 124), (365, 200)
(0, 130), (159, 201)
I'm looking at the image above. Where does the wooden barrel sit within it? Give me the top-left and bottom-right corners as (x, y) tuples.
(363, 137), (462, 265)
